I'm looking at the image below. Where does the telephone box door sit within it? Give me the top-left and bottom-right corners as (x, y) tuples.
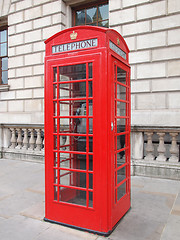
(45, 53), (106, 232)
(111, 56), (131, 226)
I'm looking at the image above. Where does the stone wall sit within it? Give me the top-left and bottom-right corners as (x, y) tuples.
(0, 0), (180, 128)
(0, 0), (71, 124)
(110, 0), (180, 127)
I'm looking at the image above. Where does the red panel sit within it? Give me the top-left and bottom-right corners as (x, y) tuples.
(109, 56), (131, 229)
(45, 53), (110, 233)
(44, 26), (130, 235)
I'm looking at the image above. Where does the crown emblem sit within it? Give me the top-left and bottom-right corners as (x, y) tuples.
(70, 31), (77, 40)
(117, 38), (120, 45)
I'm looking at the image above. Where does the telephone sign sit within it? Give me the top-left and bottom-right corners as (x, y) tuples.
(52, 38), (98, 53)
(109, 40), (126, 59)
(44, 26), (131, 236)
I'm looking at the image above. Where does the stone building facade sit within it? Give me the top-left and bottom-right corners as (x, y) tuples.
(0, 0), (180, 178)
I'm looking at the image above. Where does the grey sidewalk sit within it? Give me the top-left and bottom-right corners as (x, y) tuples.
(0, 158), (179, 240)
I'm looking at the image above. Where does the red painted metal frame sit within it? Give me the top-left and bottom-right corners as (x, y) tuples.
(44, 26), (130, 235)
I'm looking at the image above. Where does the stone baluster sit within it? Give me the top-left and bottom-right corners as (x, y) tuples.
(156, 132), (166, 161)
(35, 129), (42, 151)
(145, 132), (154, 161)
(16, 128), (23, 149)
(22, 128), (29, 150)
(29, 129), (35, 150)
(169, 133), (179, 162)
(9, 128), (17, 149)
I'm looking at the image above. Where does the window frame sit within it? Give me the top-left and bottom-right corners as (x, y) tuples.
(72, 0), (109, 27)
(0, 25), (8, 86)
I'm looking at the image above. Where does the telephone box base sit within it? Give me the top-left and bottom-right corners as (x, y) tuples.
(44, 206), (131, 237)
(44, 218), (112, 236)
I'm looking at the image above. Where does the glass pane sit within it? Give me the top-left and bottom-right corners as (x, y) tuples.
(76, 118), (87, 134)
(60, 152), (70, 168)
(2, 57), (8, 70)
(89, 137), (93, 152)
(53, 84), (57, 99)
(60, 134), (69, 149)
(54, 169), (58, 184)
(59, 82), (86, 99)
(60, 152), (87, 171)
(54, 186), (58, 201)
(76, 10), (85, 25)
(117, 67), (126, 84)
(0, 43), (7, 56)
(89, 191), (93, 207)
(117, 181), (126, 201)
(117, 84), (126, 101)
(117, 134), (125, 150)
(59, 169), (70, 186)
(117, 151), (126, 166)
(117, 118), (126, 133)
(117, 167), (126, 184)
(89, 173), (93, 189)
(59, 64), (86, 81)
(2, 71), (8, 84)
(117, 101), (126, 116)
(54, 152), (58, 167)
(53, 67), (57, 82)
(98, 4), (109, 20)
(89, 118), (93, 134)
(53, 102), (57, 116)
(77, 136), (86, 152)
(87, 7), (96, 23)
(54, 118), (57, 133)
(60, 170), (86, 188)
(60, 153), (93, 171)
(89, 100), (93, 116)
(88, 81), (93, 97)
(59, 118), (87, 134)
(60, 187), (86, 206)
(54, 135), (57, 150)
(0, 30), (7, 42)
(59, 135), (87, 153)
(98, 20), (109, 28)
(59, 118), (70, 131)
(88, 63), (93, 78)
(59, 100), (86, 117)
(89, 155), (93, 171)
(59, 135), (69, 151)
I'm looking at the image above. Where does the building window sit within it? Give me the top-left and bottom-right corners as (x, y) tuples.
(0, 27), (8, 85)
(73, 1), (109, 28)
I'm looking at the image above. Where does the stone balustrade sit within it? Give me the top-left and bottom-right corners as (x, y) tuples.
(0, 124), (44, 162)
(9, 127), (44, 151)
(0, 124), (180, 178)
(131, 127), (180, 179)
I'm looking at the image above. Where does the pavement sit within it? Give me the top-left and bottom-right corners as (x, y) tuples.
(0, 158), (180, 240)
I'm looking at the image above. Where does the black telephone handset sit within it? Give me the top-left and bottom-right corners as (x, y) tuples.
(75, 107), (81, 126)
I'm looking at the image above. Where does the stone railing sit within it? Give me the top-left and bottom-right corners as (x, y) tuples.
(1, 124), (180, 178)
(0, 124), (44, 162)
(131, 126), (180, 179)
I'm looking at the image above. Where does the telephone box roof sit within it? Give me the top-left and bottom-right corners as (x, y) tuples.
(45, 25), (129, 53)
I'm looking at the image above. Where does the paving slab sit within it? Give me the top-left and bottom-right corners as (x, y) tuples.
(160, 214), (180, 240)
(21, 201), (45, 220)
(0, 215), (50, 240)
(36, 223), (99, 240)
(0, 158), (179, 240)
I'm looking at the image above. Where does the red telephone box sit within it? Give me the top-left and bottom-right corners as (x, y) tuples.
(44, 26), (131, 235)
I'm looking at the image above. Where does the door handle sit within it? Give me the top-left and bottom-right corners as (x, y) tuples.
(111, 122), (114, 131)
